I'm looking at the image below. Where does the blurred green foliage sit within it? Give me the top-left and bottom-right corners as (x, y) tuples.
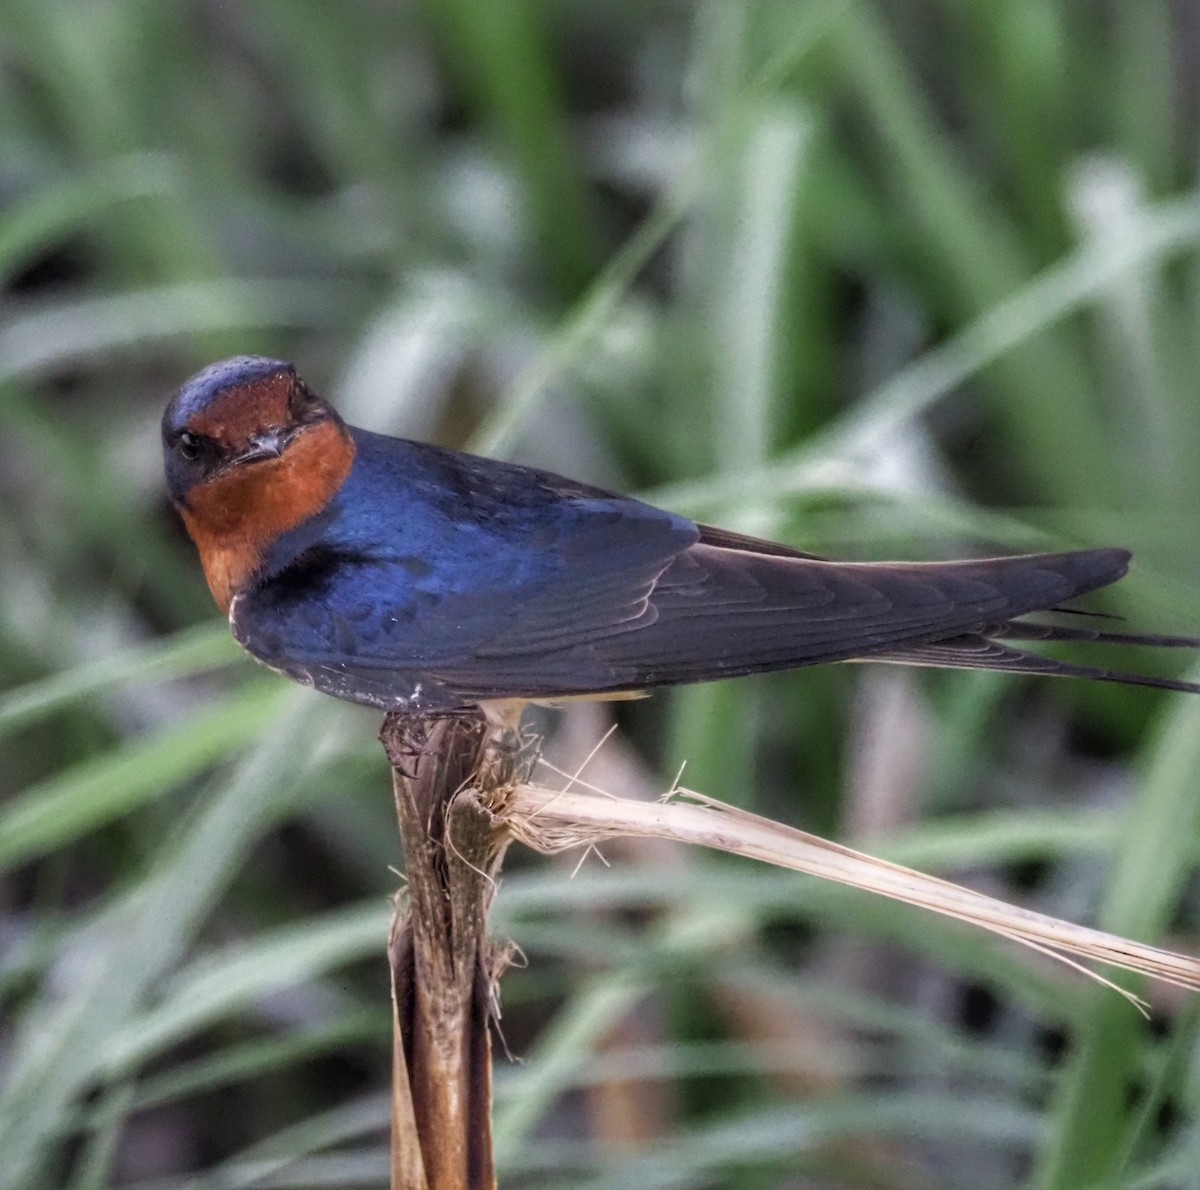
(3, 1), (1200, 1186)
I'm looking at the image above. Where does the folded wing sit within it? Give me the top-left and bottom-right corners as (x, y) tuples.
(234, 492), (1200, 708)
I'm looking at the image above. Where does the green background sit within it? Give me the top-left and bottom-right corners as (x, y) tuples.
(3, 1), (1200, 1186)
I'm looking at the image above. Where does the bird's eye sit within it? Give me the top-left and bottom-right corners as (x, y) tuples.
(177, 431), (203, 461)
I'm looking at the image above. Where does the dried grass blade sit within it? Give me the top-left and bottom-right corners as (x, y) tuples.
(504, 783), (1200, 1004)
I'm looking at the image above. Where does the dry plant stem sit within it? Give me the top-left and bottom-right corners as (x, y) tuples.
(507, 782), (1200, 1001)
(382, 711), (518, 1190)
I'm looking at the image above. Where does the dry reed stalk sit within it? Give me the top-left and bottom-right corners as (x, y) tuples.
(382, 712), (521, 1190)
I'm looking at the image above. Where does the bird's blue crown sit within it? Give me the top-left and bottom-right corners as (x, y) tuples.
(163, 355), (293, 438)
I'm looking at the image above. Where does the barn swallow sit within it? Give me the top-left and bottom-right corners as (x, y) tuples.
(162, 356), (1200, 716)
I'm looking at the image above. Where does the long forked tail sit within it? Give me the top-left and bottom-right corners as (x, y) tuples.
(875, 618), (1200, 695)
(747, 542), (1200, 694)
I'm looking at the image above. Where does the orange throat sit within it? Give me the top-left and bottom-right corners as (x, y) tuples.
(181, 421), (355, 613)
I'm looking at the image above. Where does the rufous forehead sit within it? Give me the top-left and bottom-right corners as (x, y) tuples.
(187, 372), (294, 447)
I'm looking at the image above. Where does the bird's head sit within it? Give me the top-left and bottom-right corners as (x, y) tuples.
(163, 356), (356, 610)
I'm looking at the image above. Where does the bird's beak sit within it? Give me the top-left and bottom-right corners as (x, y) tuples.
(235, 430), (287, 465)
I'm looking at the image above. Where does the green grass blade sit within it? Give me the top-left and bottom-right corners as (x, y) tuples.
(0, 692), (333, 1190)
(1034, 690), (1200, 1188)
(0, 623), (241, 739)
(0, 681), (284, 876)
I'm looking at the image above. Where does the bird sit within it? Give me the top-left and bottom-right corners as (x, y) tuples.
(162, 355), (1200, 718)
